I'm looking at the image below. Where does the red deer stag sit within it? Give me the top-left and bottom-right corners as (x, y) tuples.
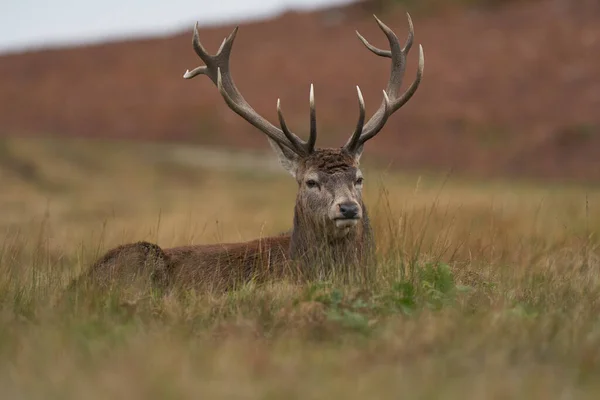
(67, 14), (424, 294)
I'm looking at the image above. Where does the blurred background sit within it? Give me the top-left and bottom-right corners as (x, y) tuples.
(1, 0), (598, 183)
(0, 0), (599, 251)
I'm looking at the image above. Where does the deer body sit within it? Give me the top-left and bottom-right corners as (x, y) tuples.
(162, 148), (375, 290)
(163, 235), (292, 290)
(68, 14), (424, 294)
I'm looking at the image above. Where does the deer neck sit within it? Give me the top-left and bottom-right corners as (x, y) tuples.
(289, 203), (374, 267)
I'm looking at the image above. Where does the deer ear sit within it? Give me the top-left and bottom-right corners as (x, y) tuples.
(267, 138), (299, 178)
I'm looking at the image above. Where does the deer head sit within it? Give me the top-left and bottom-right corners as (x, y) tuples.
(183, 14), (424, 261)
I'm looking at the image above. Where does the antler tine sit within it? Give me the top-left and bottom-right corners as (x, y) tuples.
(183, 23), (210, 79)
(183, 23), (316, 156)
(357, 90), (391, 144)
(356, 31), (391, 58)
(404, 13), (414, 53)
(275, 84), (320, 155)
(307, 84), (317, 153)
(277, 99), (305, 153)
(344, 13), (424, 154)
(346, 86), (366, 151)
(192, 22), (211, 60)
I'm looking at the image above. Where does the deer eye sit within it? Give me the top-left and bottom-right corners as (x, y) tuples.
(306, 179), (319, 189)
(355, 177), (364, 186)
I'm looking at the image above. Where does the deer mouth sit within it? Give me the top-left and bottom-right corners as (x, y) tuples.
(334, 218), (360, 229)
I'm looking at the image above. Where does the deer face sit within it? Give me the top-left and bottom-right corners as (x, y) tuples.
(270, 145), (364, 237)
(300, 161), (364, 235)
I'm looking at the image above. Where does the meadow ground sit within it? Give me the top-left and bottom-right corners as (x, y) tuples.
(1, 136), (599, 399)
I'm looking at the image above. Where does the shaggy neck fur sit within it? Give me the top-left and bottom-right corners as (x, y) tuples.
(289, 201), (374, 271)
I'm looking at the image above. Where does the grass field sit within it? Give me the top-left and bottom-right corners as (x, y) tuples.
(1, 136), (599, 399)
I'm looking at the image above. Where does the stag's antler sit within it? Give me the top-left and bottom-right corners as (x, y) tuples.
(184, 15), (423, 157)
(344, 13), (425, 154)
(183, 23), (319, 156)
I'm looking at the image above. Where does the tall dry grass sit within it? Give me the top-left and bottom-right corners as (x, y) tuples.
(0, 136), (599, 399)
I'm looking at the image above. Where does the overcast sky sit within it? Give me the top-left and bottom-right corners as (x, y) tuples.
(0, 0), (352, 54)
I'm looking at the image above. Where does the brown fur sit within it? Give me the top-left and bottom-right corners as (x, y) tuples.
(59, 241), (170, 307)
(164, 235), (293, 291)
(66, 241), (170, 293)
(301, 149), (356, 174)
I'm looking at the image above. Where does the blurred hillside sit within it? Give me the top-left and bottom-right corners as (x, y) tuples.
(0, 0), (598, 182)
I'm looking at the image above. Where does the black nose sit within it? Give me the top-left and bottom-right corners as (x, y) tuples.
(339, 202), (360, 219)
